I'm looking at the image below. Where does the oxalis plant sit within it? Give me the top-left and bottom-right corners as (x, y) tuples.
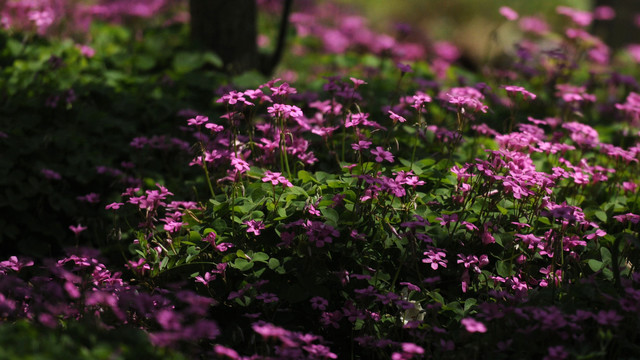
(110, 53), (639, 360)
(2, 2), (640, 360)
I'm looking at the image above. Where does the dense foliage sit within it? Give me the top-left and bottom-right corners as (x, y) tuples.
(2, 1), (640, 359)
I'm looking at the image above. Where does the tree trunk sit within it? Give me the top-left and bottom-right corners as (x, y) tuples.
(592, 0), (640, 51)
(189, 0), (258, 74)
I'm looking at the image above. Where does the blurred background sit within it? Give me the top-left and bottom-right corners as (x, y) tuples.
(331, 0), (590, 59)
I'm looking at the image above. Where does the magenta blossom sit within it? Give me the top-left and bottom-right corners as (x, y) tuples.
(461, 317), (487, 333)
(76, 44), (96, 58)
(217, 91), (253, 106)
(244, 220), (265, 235)
(422, 249), (447, 270)
(503, 85), (537, 100)
(396, 62), (413, 73)
(351, 140), (372, 151)
(205, 122), (224, 132)
(195, 271), (215, 286)
(262, 171), (293, 187)
(41, 168), (62, 180)
(213, 345), (239, 359)
(371, 146), (394, 163)
(399, 282), (420, 292)
(105, 202), (124, 210)
(187, 115), (209, 126)
(388, 110), (407, 123)
(310, 296), (329, 310)
(350, 77), (367, 88)
(0, 256), (34, 273)
(69, 224), (87, 236)
(499, 6), (518, 21)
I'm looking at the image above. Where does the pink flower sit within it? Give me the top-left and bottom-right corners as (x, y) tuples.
(205, 122), (224, 132)
(399, 282), (420, 292)
(388, 110), (407, 123)
(519, 16), (550, 35)
(613, 213), (640, 224)
(105, 202), (124, 210)
(422, 249), (447, 270)
(76, 44), (96, 58)
(461, 317), (487, 333)
(262, 171), (293, 187)
(350, 77), (367, 88)
(215, 242), (234, 252)
(244, 220), (265, 235)
(187, 115), (209, 126)
(267, 103), (303, 119)
(69, 224), (87, 236)
(351, 140), (372, 151)
(256, 292), (279, 303)
(195, 271), (215, 286)
(0, 256), (34, 272)
(434, 41), (460, 61)
(126, 258), (150, 275)
(562, 121), (599, 148)
(396, 62), (413, 73)
(77, 193), (100, 204)
(41, 168), (62, 180)
(371, 146), (394, 163)
(411, 91), (432, 110)
(303, 344), (337, 359)
(544, 346), (569, 360)
(310, 296), (328, 310)
(628, 45), (640, 63)
(556, 6), (592, 27)
(217, 91), (253, 106)
(499, 6), (518, 21)
(214, 345), (239, 359)
(594, 310), (623, 327)
(252, 322), (290, 339)
(503, 85), (537, 100)
(230, 154), (250, 174)
(402, 342), (424, 354)
(202, 231), (217, 245)
(593, 6), (615, 20)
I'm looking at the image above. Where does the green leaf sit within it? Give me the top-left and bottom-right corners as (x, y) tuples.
(232, 258), (254, 271)
(493, 233), (504, 247)
(252, 252), (269, 263)
(253, 267), (266, 277)
(159, 256), (169, 270)
(429, 292), (445, 304)
(268, 258), (280, 270)
(187, 246), (199, 256)
(202, 51), (223, 67)
(463, 298), (477, 314)
(496, 260), (512, 277)
(594, 210), (607, 222)
(288, 186), (309, 197)
(588, 259), (604, 272)
(537, 217), (551, 225)
(173, 51), (205, 74)
(321, 207), (339, 224)
(600, 247), (612, 265)
(134, 54), (156, 70)
(189, 231), (202, 242)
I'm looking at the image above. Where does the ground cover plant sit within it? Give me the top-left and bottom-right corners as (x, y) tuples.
(2, 1), (640, 359)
